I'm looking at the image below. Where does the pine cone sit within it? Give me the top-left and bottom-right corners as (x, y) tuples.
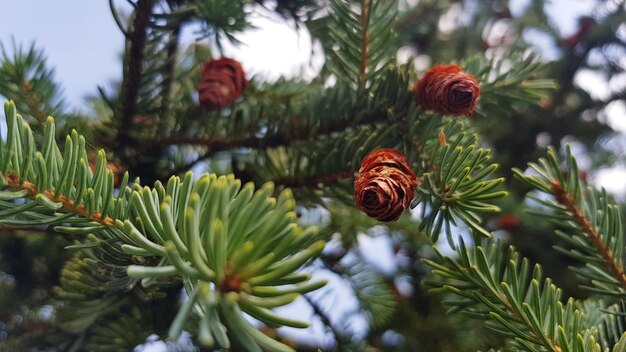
(414, 64), (480, 116)
(354, 149), (419, 222)
(198, 58), (247, 109)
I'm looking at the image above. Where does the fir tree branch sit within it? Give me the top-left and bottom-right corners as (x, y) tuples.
(514, 147), (626, 299)
(425, 239), (586, 352)
(0, 102), (326, 351)
(497, 293), (562, 352)
(158, 22), (180, 120)
(0, 42), (65, 123)
(358, 0), (370, 94)
(4, 173), (115, 226)
(19, 79), (47, 123)
(158, 110), (387, 155)
(275, 170), (354, 188)
(117, 0), (155, 145)
(160, 134), (291, 151)
(550, 181), (626, 291)
(326, 0), (397, 89)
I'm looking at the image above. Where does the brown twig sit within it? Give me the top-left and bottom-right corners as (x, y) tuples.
(159, 111), (389, 159)
(4, 173), (115, 227)
(117, 0), (156, 146)
(550, 181), (626, 291)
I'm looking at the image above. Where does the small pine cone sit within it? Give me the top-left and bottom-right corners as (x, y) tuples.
(198, 58), (247, 109)
(414, 64), (480, 116)
(354, 149), (419, 222)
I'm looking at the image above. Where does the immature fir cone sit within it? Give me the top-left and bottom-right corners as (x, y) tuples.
(198, 58), (247, 109)
(414, 64), (480, 116)
(354, 149), (419, 222)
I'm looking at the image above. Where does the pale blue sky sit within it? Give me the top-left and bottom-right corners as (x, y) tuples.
(0, 1), (122, 110)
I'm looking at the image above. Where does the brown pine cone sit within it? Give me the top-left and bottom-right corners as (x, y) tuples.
(354, 149), (419, 222)
(198, 58), (247, 109)
(414, 64), (480, 116)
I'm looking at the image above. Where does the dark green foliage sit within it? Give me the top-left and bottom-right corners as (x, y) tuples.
(0, 41), (65, 124)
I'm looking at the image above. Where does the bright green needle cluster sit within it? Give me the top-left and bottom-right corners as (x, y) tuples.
(0, 101), (326, 351)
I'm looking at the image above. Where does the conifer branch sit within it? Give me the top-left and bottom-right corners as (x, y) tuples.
(0, 102), (327, 351)
(550, 181), (626, 291)
(498, 294), (562, 352)
(118, 0), (155, 145)
(515, 147), (626, 299)
(4, 173), (115, 226)
(19, 79), (47, 123)
(275, 170), (354, 188)
(159, 108), (389, 155)
(425, 239), (585, 351)
(0, 42), (65, 123)
(158, 24), (180, 120)
(160, 134), (291, 151)
(358, 0), (370, 94)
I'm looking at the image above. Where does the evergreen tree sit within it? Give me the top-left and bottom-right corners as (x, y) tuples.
(0, 0), (625, 351)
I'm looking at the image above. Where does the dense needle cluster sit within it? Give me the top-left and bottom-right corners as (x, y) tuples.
(198, 58), (247, 109)
(354, 149), (419, 222)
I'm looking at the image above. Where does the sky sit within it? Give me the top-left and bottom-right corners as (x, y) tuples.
(1, 0), (624, 349)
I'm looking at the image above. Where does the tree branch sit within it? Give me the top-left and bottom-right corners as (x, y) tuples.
(550, 181), (626, 291)
(20, 79), (47, 123)
(159, 133), (290, 151)
(358, 0), (370, 94)
(275, 170), (354, 188)
(117, 0), (155, 146)
(4, 173), (115, 226)
(158, 22), (181, 120)
(159, 112), (388, 156)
